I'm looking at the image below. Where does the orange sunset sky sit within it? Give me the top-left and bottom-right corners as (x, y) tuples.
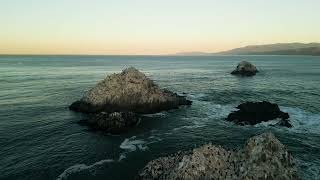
(1, 0), (319, 55)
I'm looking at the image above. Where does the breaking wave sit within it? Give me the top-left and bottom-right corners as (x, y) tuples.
(281, 106), (320, 134)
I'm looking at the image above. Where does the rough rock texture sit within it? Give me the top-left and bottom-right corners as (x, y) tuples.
(138, 133), (300, 180)
(226, 101), (292, 128)
(69, 67), (192, 114)
(78, 112), (140, 134)
(231, 61), (258, 76)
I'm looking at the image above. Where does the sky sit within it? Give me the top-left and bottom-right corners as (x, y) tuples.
(0, 0), (319, 55)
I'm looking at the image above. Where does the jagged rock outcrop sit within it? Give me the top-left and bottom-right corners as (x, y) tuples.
(231, 61), (258, 76)
(226, 101), (292, 128)
(138, 133), (300, 180)
(69, 67), (192, 114)
(78, 112), (140, 134)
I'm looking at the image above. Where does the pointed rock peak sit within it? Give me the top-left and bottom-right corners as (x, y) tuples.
(69, 67), (192, 114)
(121, 67), (144, 75)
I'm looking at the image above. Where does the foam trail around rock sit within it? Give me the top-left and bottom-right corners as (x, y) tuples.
(56, 159), (114, 180)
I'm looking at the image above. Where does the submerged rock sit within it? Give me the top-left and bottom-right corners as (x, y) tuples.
(138, 133), (299, 180)
(78, 112), (140, 134)
(226, 101), (292, 127)
(231, 61), (258, 76)
(69, 67), (192, 114)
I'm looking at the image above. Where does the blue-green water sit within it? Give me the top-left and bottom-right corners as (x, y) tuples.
(0, 55), (319, 180)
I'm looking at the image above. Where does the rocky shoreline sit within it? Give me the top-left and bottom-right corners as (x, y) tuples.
(138, 133), (299, 180)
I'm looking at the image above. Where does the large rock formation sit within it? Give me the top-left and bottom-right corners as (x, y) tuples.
(138, 133), (300, 180)
(231, 61), (258, 76)
(69, 67), (192, 114)
(226, 101), (292, 128)
(78, 112), (140, 134)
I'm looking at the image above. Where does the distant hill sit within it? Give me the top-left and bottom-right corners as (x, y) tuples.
(174, 43), (320, 56)
(217, 43), (320, 55)
(243, 47), (320, 56)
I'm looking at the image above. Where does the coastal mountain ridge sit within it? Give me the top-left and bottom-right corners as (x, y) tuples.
(174, 43), (320, 56)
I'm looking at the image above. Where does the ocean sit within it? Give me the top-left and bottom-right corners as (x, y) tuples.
(0, 55), (319, 180)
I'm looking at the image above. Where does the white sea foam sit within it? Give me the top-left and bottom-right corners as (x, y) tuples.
(118, 136), (149, 161)
(280, 106), (320, 134)
(143, 112), (167, 117)
(56, 159), (114, 180)
(187, 93), (207, 99)
(118, 133), (165, 161)
(173, 124), (205, 131)
(119, 136), (148, 151)
(254, 119), (280, 127)
(205, 103), (235, 120)
(171, 101), (234, 132)
(193, 100), (235, 117)
(118, 154), (127, 161)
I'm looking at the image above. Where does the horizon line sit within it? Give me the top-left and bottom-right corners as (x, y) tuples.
(1, 54), (318, 57)
(1, 42), (319, 56)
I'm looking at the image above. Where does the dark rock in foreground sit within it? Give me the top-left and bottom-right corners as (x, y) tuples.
(69, 67), (192, 114)
(78, 112), (140, 134)
(231, 61), (258, 76)
(226, 101), (292, 128)
(138, 133), (299, 180)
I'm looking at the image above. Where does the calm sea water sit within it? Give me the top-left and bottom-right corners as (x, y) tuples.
(0, 55), (319, 180)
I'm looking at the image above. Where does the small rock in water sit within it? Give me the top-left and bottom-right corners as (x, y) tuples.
(231, 61), (258, 76)
(225, 101), (292, 128)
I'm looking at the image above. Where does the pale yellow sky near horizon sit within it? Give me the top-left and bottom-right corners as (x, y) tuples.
(0, 0), (319, 55)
